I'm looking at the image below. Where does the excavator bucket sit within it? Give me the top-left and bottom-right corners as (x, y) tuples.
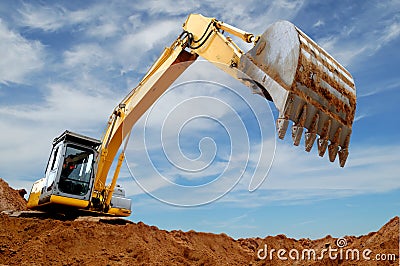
(238, 21), (356, 167)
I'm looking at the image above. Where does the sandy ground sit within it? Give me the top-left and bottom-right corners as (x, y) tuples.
(0, 178), (398, 265)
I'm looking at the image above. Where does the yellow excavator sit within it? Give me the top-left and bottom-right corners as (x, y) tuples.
(26, 14), (356, 217)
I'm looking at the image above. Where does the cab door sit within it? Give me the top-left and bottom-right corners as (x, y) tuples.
(38, 142), (64, 203)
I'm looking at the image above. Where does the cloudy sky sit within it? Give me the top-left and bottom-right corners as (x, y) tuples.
(0, 0), (399, 239)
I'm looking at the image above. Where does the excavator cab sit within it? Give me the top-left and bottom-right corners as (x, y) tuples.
(27, 131), (101, 210)
(27, 130), (132, 216)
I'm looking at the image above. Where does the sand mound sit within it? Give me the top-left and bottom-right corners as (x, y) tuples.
(0, 178), (27, 212)
(0, 178), (398, 265)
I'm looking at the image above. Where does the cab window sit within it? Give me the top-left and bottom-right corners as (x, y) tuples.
(58, 145), (94, 196)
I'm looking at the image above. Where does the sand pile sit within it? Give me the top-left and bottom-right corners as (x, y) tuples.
(0, 178), (27, 212)
(0, 178), (398, 265)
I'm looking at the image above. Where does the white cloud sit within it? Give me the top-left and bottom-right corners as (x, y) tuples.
(17, 2), (126, 40)
(359, 79), (400, 98)
(0, 19), (44, 84)
(265, 0), (305, 16)
(375, 21), (400, 51)
(317, 35), (367, 67)
(279, 143), (399, 190)
(18, 3), (96, 32)
(316, 6), (400, 67)
(115, 18), (182, 73)
(133, 0), (200, 16)
(0, 82), (118, 187)
(63, 43), (112, 69)
(354, 113), (368, 122)
(0, 80), (118, 127)
(313, 19), (324, 28)
(205, 0), (305, 38)
(226, 141), (400, 207)
(18, 3), (66, 31)
(86, 20), (120, 38)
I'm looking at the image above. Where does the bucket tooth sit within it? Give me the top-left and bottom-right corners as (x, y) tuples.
(328, 144), (339, 162)
(327, 128), (340, 162)
(338, 148), (349, 167)
(276, 97), (294, 140)
(328, 127), (342, 162)
(277, 118), (289, 140)
(292, 125), (303, 146)
(305, 113), (319, 152)
(305, 132), (317, 152)
(317, 119), (331, 157)
(318, 138), (329, 157)
(338, 133), (350, 167)
(291, 105), (307, 146)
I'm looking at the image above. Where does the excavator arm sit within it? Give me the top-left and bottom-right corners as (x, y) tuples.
(94, 14), (257, 197)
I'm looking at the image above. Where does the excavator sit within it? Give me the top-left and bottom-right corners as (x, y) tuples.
(26, 14), (356, 217)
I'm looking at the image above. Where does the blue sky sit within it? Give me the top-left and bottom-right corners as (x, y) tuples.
(0, 0), (399, 239)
